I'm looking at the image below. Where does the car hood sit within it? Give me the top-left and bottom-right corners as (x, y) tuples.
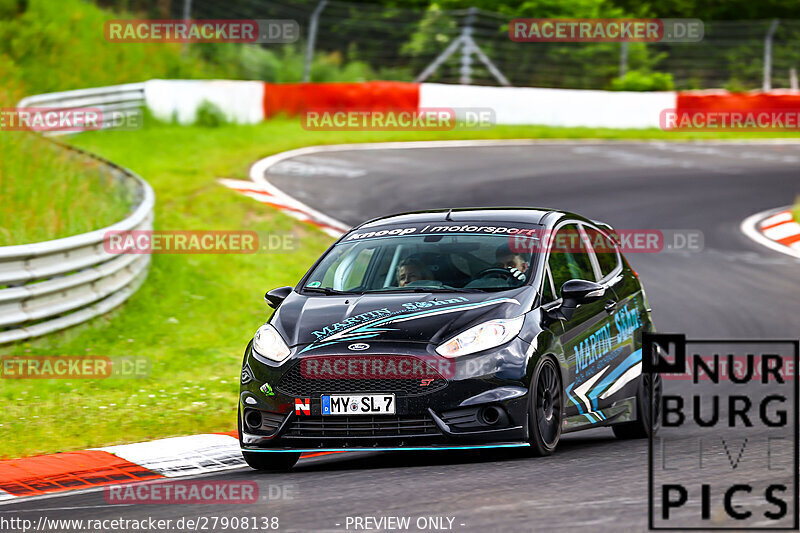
(270, 288), (534, 352)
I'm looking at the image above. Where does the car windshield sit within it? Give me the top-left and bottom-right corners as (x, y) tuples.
(302, 232), (539, 293)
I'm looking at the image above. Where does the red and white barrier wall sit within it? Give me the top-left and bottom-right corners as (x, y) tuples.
(419, 83), (677, 128)
(142, 79), (800, 130)
(144, 79), (266, 124)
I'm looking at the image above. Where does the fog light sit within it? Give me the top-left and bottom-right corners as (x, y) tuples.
(244, 409), (262, 430)
(480, 405), (507, 426)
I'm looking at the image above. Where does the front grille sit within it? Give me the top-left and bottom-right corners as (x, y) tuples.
(283, 415), (440, 439)
(276, 358), (448, 398)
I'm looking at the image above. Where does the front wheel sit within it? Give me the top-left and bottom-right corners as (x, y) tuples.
(528, 356), (563, 456)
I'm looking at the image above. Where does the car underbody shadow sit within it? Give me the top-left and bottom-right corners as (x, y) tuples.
(281, 427), (628, 473)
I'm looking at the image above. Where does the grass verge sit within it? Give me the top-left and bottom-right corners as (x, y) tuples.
(793, 196), (800, 224)
(0, 134), (132, 246)
(2, 119), (800, 459)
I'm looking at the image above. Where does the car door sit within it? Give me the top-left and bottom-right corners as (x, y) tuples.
(582, 223), (648, 402)
(546, 222), (618, 420)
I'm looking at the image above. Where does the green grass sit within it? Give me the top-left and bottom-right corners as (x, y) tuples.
(0, 0), (250, 248)
(3, 118), (800, 459)
(793, 196), (800, 224)
(0, 133), (132, 246)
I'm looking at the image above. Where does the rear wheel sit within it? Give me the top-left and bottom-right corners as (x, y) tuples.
(612, 366), (662, 439)
(528, 357), (562, 456)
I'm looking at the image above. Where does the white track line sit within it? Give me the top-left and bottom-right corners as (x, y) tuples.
(246, 140), (800, 262)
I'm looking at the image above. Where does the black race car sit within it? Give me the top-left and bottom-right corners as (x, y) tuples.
(238, 208), (661, 471)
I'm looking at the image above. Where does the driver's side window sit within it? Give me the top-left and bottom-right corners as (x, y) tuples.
(548, 223), (596, 296)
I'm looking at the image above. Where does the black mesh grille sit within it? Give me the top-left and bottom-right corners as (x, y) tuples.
(276, 358), (447, 398)
(283, 415), (440, 439)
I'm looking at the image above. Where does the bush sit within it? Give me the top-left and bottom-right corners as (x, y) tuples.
(0, 0), (26, 18)
(195, 100), (228, 128)
(610, 70), (675, 91)
(0, 0), (233, 100)
(209, 44), (385, 83)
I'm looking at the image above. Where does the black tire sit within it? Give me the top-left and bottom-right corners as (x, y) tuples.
(242, 450), (300, 472)
(527, 356), (563, 456)
(612, 365), (662, 439)
(238, 407), (300, 471)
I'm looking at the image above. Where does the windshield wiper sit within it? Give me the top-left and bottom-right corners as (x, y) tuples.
(302, 287), (360, 295)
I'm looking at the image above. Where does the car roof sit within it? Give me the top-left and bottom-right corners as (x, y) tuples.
(354, 207), (599, 230)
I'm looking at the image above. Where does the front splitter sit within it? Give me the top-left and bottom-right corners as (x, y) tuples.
(242, 442), (530, 453)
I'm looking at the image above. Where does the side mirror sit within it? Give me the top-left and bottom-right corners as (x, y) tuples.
(549, 279), (605, 321)
(265, 286), (293, 309)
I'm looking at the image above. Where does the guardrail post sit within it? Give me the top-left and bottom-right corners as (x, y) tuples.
(763, 19), (779, 91)
(181, 0), (192, 55)
(303, 0), (328, 83)
(459, 7), (477, 85)
(619, 42), (629, 78)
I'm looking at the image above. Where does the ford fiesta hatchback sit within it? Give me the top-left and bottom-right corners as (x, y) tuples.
(238, 208), (661, 471)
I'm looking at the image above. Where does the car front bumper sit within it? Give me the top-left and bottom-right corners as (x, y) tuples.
(239, 338), (535, 451)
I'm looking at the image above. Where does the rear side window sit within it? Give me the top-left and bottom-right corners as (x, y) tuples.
(548, 224), (597, 291)
(584, 227), (619, 278)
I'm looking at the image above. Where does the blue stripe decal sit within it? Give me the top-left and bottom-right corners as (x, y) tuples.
(299, 333), (382, 353)
(588, 349), (642, 401)
(565, 382), (583, 414)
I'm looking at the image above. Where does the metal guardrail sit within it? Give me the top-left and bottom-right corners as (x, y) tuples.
(2, 93), (155, 344)
(17, 82), (146, 135)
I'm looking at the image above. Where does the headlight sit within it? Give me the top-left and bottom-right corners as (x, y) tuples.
(436, 316), (525, 358)
(252, 324), (291, 363)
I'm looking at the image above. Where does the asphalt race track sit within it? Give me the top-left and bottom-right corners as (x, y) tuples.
(3, 141), (800, 532)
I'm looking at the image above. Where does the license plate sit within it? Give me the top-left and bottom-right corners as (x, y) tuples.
(321, 394), (395, 415)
